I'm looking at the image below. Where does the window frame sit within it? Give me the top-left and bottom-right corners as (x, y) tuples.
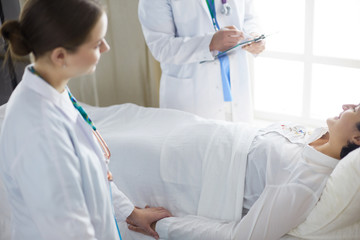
(250, 0), (360, 127)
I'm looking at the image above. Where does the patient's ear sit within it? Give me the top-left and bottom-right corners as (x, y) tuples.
(351, 135), (360, 146)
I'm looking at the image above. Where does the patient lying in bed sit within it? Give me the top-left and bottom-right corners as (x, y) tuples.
(83, 103), (360, 240)
(1, 103), (359, 240)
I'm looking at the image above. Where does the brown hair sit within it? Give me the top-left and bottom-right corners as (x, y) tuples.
(340, 122), (360, 159)
(1, 0), (104, 59)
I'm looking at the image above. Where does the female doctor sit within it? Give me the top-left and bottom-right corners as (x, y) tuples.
(138, 0), (265, 122)
(0, 0), (170, 239)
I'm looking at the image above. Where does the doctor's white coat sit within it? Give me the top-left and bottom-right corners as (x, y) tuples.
(138, 0), (260, 122)
(0, 66), (134, 240)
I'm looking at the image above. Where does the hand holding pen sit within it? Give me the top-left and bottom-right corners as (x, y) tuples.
(209, 25), (244, 52)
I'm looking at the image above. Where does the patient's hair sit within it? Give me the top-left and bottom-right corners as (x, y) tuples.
(340, 122), (360, 159)
(0, 0), (104, 59)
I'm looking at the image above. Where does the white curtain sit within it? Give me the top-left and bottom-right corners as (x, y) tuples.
(68, 0), (161, 107)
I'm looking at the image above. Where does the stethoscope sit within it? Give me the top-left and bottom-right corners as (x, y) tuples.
(221, 0), (231, 16)
(206, 0), (232, 31)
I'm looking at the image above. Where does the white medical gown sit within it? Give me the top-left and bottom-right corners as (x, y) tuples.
(155, 123), (339, 239)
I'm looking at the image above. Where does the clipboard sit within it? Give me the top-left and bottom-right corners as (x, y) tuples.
(200, 34), (267, 64)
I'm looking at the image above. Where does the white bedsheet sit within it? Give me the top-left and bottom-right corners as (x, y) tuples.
(84, 103), (302, 240)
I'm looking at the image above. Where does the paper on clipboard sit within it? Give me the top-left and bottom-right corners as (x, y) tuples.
(200, 34), (267, 64)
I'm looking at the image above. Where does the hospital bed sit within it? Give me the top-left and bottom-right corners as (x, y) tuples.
(0, 103), (359, 240)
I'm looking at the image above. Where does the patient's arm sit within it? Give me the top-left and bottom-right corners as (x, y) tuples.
(152, 184), (318, 240)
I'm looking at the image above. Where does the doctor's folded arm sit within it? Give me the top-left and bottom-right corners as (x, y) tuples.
(138, 0), (265, 122)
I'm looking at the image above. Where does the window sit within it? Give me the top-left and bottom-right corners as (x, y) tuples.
(252, 0), (360, 127)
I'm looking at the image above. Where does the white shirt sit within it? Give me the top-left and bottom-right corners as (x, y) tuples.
(0, 66), (134, 240)
(243, 124), (329, 210)
(155, 123), (339, 240)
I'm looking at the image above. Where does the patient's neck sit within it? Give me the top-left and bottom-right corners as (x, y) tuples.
(310, 133), (341, 160)
(309, 132), (329, 147)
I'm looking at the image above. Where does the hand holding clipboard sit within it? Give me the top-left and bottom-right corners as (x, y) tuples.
(201, 34), (268, 64)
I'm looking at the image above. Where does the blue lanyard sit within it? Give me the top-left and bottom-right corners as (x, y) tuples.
(205, 0), (220, 31)
(205, 0), (233, 102)
(66, 86), (97, 130)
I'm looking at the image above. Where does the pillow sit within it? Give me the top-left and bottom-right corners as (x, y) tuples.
(289, 148), (360, 239)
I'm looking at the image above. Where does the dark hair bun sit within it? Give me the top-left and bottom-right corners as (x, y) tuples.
(1, 20), (32, 56)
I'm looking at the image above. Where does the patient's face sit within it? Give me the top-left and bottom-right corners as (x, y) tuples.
(342, 104), (358, 111)
(327, 104), (360, 144)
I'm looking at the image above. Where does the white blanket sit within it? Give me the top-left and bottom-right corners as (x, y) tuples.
(85, 103), (257, 221)
(84, 103), (302, 239)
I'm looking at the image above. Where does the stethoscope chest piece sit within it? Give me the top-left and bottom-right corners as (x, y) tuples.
(221, 1), (231, 16)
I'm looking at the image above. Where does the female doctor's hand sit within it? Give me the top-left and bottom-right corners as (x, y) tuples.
(242, 33), (266, 55)
(126, 206), (172, 239)
(209, 25), (244, 52)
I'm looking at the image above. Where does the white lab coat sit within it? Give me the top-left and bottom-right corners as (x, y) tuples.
(138, 0), (260, 122)
(0, 66), (134, 240)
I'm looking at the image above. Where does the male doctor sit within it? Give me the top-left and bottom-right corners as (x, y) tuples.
(138, 0), (265, 122)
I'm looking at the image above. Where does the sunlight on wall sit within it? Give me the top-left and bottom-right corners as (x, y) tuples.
(252, 0), (360, 126)
(313, 0), (360, 60)
(254, 58), (303, 116)
(311, 65), (360, 119)
(255, 0), (305, 54)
